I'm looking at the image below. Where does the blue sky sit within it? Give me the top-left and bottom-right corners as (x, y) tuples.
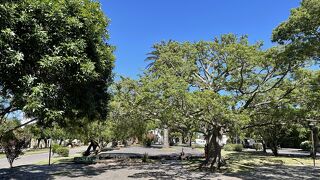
(100, 0), (301, 79)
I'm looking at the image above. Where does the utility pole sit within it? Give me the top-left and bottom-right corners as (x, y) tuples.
(48, 138), (52, 166)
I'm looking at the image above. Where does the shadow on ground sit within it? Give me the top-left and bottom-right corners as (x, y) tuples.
(224, 164), (320, 180)
(0, 160), (218, 180)
(222, 151), (320, 180)
(0, 157), (319, 179)
(0, 163), (107, 179)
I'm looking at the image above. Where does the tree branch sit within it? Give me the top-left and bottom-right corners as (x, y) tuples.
(241, 121), (273, 130)
(2, 118), (38, 136)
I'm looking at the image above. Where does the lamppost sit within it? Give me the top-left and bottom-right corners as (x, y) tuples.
(309, 122), (316, 167)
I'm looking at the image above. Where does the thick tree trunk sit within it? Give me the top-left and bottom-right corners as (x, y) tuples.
(189, 132), (193, 147)
(37, 139), (41, 148)
(182, 133), (186, 144)
(163, 126), (169, 148)
(9, 159), (13, 168)
(270, 143), (278, 156)
(178, 136), (183, 145)
(262, 140), (267, 153)
(313, 127), (319, 155)
(201, 126), (225, 171)
(271, 147), (278, 156)
(44, 138), (48, 148)
(83, 140), (99, 156)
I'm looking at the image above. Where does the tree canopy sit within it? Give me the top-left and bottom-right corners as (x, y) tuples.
(272, 0), (320, 62)
(0, 0), (114, 129)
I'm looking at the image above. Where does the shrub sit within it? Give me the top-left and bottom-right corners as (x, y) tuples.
(56, 147), (69, 157)
(234, 144), (243, 152)
(143, 133), (155, 147)
(223, 144), (233, 151)
(142, 152), (149, 162)
(300, 141), (312, 151)
(1, 131), (27, 168)
(52, 144), (61, 155)
(253, 143), (263, 151)
(224, 144), (243, 152)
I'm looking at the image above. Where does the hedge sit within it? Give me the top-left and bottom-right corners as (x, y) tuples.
(224, 144), (243, 152)
(56, 147), (69, 157)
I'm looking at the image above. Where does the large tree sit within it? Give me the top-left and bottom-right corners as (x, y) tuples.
(146, 34), (298, 170)
(273, 0), (320, 155)
(272, 0), (320, 62)
(108, 78), (150, 144)
(0, 0), (114, 132)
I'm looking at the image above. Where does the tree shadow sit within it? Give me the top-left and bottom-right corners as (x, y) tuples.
(222, 151), (320, 180)
(125, 160), (219, 179)
(98, 152), (204, 160)
(224, 164), (320, 180)
(0, 163), (112, 179)
(1, 154), (318, 179)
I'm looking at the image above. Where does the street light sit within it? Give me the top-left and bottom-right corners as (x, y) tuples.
(309, 122), (316, 167)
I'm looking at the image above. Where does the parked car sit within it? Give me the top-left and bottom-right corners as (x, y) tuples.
(242, 138), (256, 148)
(192, 139), (206, 147)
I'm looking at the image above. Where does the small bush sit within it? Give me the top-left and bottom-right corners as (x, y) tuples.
(234, 144), (243, 152)
(52, 144), (61, 155)
(56, 147), (69, 157)
(224, 144), (243, 152)
(300, 141), (312, 151)
(223, 144), (233, 151)
(143, 133), (155, 147)
(253, 143), (263, 151)
(142, 152), (149, 162)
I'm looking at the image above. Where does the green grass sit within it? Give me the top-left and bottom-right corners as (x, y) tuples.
(24, 148), (50, 155)
(35, 153), (82, 165)
(182, 150), (319, 173)
(0, 148), (50, 159)
(223, 151), (319, 172)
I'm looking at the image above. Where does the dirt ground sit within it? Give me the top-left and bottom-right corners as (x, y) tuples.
(1, 146), (319, 180)
(0, 158), (319, 180)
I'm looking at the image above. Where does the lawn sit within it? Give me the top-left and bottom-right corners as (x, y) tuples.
(185, 149), (318, 172)
(35, 153), (82, 165)
(222, 150), (319, 173)
(0, 148), (50, 159)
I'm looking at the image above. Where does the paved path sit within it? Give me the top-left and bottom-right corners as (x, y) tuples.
(245, 148), (320, 157)
(0, 146), (87, 169)
(100, 145), (203, 156)
(272, 148), (320, 157)
(98, 145), (204, 160)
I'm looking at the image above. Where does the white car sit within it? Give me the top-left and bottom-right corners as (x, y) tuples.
(194, 139), (206, 146)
